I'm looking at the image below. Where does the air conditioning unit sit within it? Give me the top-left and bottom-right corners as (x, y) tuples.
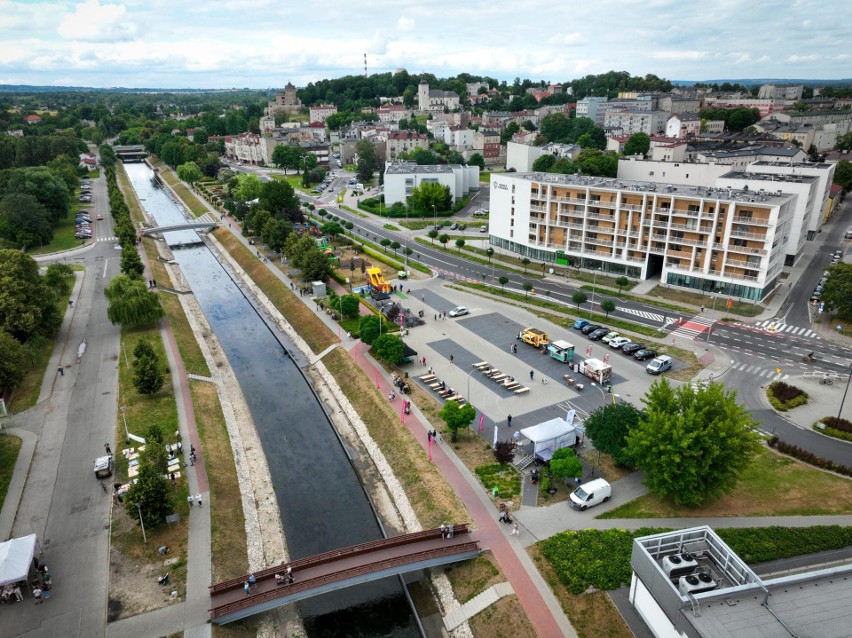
(679, 572), (716, 595)
(663, 553), (699, 578)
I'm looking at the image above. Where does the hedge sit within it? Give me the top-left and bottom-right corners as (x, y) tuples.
(766, 382), (808, 411)
(768, 436), (852, 477)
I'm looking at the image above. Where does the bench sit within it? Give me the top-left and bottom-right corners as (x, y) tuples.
(492, 374), (507, 382)
(504, 382), (521, 390)
(486, 369), (502, 378)
(514, 387), (531, 395)
(472, 362), (489, 369)
(429, 381), (444, 390)
(420, 374), (437, 382)
(447, 395), (464, 403)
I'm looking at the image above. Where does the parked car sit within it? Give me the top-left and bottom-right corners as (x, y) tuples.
(96, 214), (104, 221)
(580, 323), (602, 335)
(622, 342), (645, 355)
(473, 209), (488, 217)
(646, 355), (673, 374)
(588, 328), (610, 341)
(448, 306), (469, 317)
(450, 223), (458, 230)
(479, 225), (488, 233)
(458, 223), (467, 230)
(601, 331), (620, 344)
(569, 478), (611, 511)
(633, 348), (657, 361)
(608, 337), (631, 349)
(573, 319), (590, 330)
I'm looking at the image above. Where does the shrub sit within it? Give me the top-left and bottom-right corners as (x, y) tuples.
(768, 436), (852, 477)
(822, 416), (852, 433)
(717, 526), (852, 564)
(474, 464), (520, 499)
(493, 441), (514, 465)
(767, 382), (808, 411)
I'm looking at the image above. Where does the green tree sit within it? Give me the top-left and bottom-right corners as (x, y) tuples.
(584, 403), (643, 468)
(0, 332), (27, 392)
(0, 193), (53, 247)
(43, 263), (74, 297)
(390, 240), (401, 255)
(625, 379), (761, 507)
(615, 276), (629, 293)
(0, 249), (62, 342)
(379, 238), (391, 253)
(499, 275), (509, 291)
(177, 161), (202, 183)
(438, 233), (450, 249)
(358, 314), (381, 344)
(133, 348), (163, 395)
(821, 263), (852, 317)
(532, 154), (556, 172)
(539, 113), (572, 143)
(485, 247), (494, 262)
(271, 144), (303, 173)
(260, 179), (300, 219)
(550, 447), (583, 482)
(124, 450), (172, 529)
(300, 249), (333, 282)
(355, 139), (377, 183)
(427, 229), (439, 244)
(521, 257), (530, 273)
(623, 132), (651, 156)
(834, 132), (852, 153)
(572, 291), (588, 312)
(233, 172), (263, 201)
(468, 153), (485, 170)
(262, 219), (293, 252)
(834, 160), (852, 195)
(321, 222), (345, 239)
(104, 275), (165, 327)
(439, 400), (476, 442)
(407, 182), (452, 215)
(373, 333), (404, 364)
(133, 338), (156, 361)
(455, 238), (466, 253)
(600, 299), (616, 318)
(340, 294), (360, 319)
(523, 281), (533, 296)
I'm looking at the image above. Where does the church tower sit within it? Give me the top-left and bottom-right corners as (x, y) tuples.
(418, 78), (429, 111)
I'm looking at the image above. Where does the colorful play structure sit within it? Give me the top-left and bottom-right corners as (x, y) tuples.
(367, 267), (391, 293)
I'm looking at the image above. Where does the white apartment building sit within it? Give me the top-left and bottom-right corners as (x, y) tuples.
(576, 97), (608, 125)
(377, 105), (411, 123)
(309, 104), (337, 124)
(224, 132), (268, 165)
(447, 126), (475, 150)
(383, 162), (480, 206)
(489, 171), (799, 301)
(665, 113), (701, 139)
(427, 119), (451, 142)
(758, 83), (804, 101)
(604, 109), (669, 137)
(386, 131), (428, 161)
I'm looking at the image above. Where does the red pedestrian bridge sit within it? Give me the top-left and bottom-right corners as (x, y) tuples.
(209, 524), (479, 624)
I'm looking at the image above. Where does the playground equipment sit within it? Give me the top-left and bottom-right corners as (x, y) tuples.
(367, 267), (391, 293)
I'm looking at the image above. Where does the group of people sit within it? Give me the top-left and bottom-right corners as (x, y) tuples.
(438, 523), (455, 539)
(243, 567), (295, 595)
(0, 583), (24, 604)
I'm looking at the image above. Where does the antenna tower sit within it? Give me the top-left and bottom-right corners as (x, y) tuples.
(364, 53), (368, 78)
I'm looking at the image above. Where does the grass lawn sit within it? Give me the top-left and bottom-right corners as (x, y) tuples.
(28, 214), (86, 254)
(0, 435), (23, 510)
(600, 447), (852, 518)
(647, 285), (763, 317)
(269, 173), (312, 194)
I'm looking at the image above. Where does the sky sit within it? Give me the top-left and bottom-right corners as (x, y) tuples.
(0, 0), (849, 89)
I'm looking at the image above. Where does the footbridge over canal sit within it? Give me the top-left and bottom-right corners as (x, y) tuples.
(209, 524), (479, 624)
(138, 220), (219, 236)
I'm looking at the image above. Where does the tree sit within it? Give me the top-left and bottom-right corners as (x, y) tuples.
(532, 154), (556, 172)
(572, 291), (588, 312)
(0, 332), (27, 392)
(271, 144), (303, 173)
(262, 218), (293, 252)
(550, 448), (583, 483)
(834, 132), (852, 153)
(300, 249), (333, 282)
(0, 249), (62, 342)
(133, 343), (163, 395)
(600, 299), (616, 318)
(260, 179), (300, 219)
(321, 222), (345, 239)
(176, 161), (202, 183)
(584, 403), (643, 468)
(373, 333), (404, 364)
(455, 238), (466, 253)
(540, 113), (572, 143)
(821, 263), (852, 316)
(390, 240), (401, 255)
(521, 257), (530, 273)
(523, 281), (533, 296)
(486, 247), (494, 262)
(438, 233), (450, 249)
(119, 245), (145, 279)
(358, 315), (381, 344)
(834, 160), (852, 195)
(493, 440), (514, 465)
(427, 229), (439, 244)
(499, 275), (509, 291)
(104, 275), (165, 327)
(439, 400), (476, 442)
(0, 193), (53, 247)
(615, 276), (629, 293)
(408, 182), (452, 215)
(233, 173), (263, 202)
(355, 139), (377, 183)
(625, 379), (761, 507)
(379, 238), (391, 253)
(339, 294), (360, 319)
(623, 133), (651, 157)
(468, 153), (485, 170)
(124, 448), (172, 529)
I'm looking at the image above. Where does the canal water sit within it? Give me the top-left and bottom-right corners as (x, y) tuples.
(124, 163), (419, 637)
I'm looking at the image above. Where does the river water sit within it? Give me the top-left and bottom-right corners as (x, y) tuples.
(124, 163), (419, 637)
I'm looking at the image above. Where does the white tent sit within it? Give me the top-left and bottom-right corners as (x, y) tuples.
(0, 534), (36, 586)
(520, 417), (583, 462)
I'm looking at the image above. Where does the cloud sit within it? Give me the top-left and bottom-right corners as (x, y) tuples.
(787, 54), (819, 63)
(57, 0), (136, 42)
(396, 16), (415, 32)
(650, 50), (708, 61)
(548, 32), (582, 46)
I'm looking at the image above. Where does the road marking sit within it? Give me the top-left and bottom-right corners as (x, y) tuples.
(669, 314), (714, 339)
(616, 307), (665, 323)
(747, 320), (819, 339)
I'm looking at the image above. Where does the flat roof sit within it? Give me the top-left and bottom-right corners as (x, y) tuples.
(385, 163), (456, 175)
(721, 170), (818, 185)
(502, 171), (795, 204)
(750, 160), (835, 171)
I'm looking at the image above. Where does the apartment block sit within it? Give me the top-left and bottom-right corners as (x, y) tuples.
(386, 131), (428, 161)
(489, 171), (798, 301)
(308, 104), (337, 124)
(604, 109), (669, 137)
(383, 162), (479, 206)
(576, 97), (608, 125)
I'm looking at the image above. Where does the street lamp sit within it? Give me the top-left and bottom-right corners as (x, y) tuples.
(432, 204), (437, 228)
(591, 267), (602, 317)
(135, 502), (147, 544)
(120, 405), (129, 444)
(590, 382), (618, 406)
(838, 361), (852, 419)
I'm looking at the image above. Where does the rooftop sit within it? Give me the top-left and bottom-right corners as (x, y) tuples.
(697, 145), (804, 159)
(385, 162), (458, 175)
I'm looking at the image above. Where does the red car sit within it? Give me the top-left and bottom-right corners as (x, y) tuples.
(96, 214), (104, 220)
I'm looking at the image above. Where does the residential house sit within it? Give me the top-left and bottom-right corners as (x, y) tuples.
(386, 131), (428, 161)
(665, 113), (702, 138)
(383, 161), (479, 206)
(309, 104), (337, 124)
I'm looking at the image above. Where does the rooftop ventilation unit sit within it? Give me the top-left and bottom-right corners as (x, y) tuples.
(662, 553), (699, 578)
(679, 572), (716, 596)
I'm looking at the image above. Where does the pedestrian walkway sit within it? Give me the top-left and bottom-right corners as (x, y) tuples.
(96, 235), (118, 242)
(728, 361), (789, 380)
(749, 320), (819, 339)
(443, 582), (515, 631)
(669, 314), (714, 340)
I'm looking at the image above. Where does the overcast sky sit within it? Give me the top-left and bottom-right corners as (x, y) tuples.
(1, 0), (849, 89)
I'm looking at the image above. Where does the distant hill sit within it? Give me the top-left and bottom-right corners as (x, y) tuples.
(673, 78), (852, 86)
(0, 84), (254, 93)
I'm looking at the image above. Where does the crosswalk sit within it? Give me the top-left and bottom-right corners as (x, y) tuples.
(96, 236), (118, 242)
(729, 361), (789, 380)
(752, 320), (818, 339)
(616, 306), (665, 323)
(669, 315), (714, 340)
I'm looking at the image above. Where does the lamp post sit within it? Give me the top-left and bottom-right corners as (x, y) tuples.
(838, 361), (852, 419)
(135, 502), (147, 544)
(432, 204), (437, 229)
(590, 382), (618, 406)
(120, 405), (129, 444)
(591, 267), (601, 317)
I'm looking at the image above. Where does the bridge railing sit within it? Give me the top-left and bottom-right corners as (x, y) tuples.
(209, 523), (469, 594)
(210, 540), (479, 620)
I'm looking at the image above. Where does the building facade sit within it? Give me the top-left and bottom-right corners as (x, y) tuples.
(383, 162), (480, 206)
(386, 131), (428, 161)
(417, 80), (460, 112)
(489, 171), (797, 301)
(576, 97), (608, 125)
(604, 109), (669, 137)
(665, 113), (701, 138)
(308, 104), (337, 123)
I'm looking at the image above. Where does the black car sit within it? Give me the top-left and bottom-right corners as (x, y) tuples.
(588, 328), (610, 341)
(622, 343), (645, 355)
(580, 323), (602, 335)
(633, 349), (657, 361)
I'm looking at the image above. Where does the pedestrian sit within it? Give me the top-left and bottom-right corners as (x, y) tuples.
(700, 305), (705, 313)
(512, 430), (520, 447)
(105, 443), (111, 455)
(33, 586), (43, 604)
(58, 365), (64, 376)
(187, 495), (194, 507)
(448, 523), (454, 538)
(196, 493), (202, 507)
(507, 414), (512, 428)
(68, 299), (73, 307)
(286, 565), (293, 583)
(244, 581), (250, 595)
(421, 295), (425, 302)
(176, 441), (182, 454)
(249, 573), (256, 587)
(434, 314), (437, 321)
(428, 430), (433, 442)
(190, 445), (196, 456)
(439, 522), (447, 538)
(512, 522), (519, 536)
(530, 369), (534, 380)
(189, 453), (195, 466)
(449, 354), (454, 365)
(170, 472), (176, 485)
(13, 585), (22, 602)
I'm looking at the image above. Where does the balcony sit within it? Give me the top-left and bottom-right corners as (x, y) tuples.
(669, 222), (709, 233)
(707, 270), (760, 282)
(729, 229), (767, 240)
(725, 258), (763, 269)
(732, 216), (772, 227)
(727, 244), (768, 256)
(667, 236), (706, 247)
(585, 237), (614, 247)
(530, 204), (545, 212)
(586, 211), (615, 221)
(670, 208), (701, 218)
(620, 202), (644, 212)
(589, 199), (616, 208)
(554, 196), (587, 205)
(654, 207), (673, 215)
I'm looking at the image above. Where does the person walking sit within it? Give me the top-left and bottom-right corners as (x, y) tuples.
(196, 493), (202, 507)
(439, 523), (447, 539)
(286, 565), (294, 583)
(244, 581), (250, 595)
(13, 585), (22, 602)
(33, 586), (43, 604)
(248, 573), (256, 587)
(105, 443), (112, 455)
(187, 495), (194, 508)
(449, 354), (454, 365)
(512, 522), (520, 536)
(529, 369), (534, 381)
(58, 365), (64, 376)
(507, 414), (512, 428)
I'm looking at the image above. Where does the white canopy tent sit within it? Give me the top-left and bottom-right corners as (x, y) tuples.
(520, 417), (584, 462)
(0, 534), (36, 586)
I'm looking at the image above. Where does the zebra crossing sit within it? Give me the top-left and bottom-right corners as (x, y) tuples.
(669, 314), (714, 340)
(96, 236), (118, 242)
(729, 361), (789, 380)
(615, 306), (665, 323)
(752, 320), (818, 339)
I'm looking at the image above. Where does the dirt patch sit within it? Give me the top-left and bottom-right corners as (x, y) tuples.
(468, 596), (537, 638)
(445, 554), (501, 603)
(528, 545), (632, 638)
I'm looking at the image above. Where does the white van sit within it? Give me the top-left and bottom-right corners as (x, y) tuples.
(94, 455), (114, 479)
(569, 478), (611, 511)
